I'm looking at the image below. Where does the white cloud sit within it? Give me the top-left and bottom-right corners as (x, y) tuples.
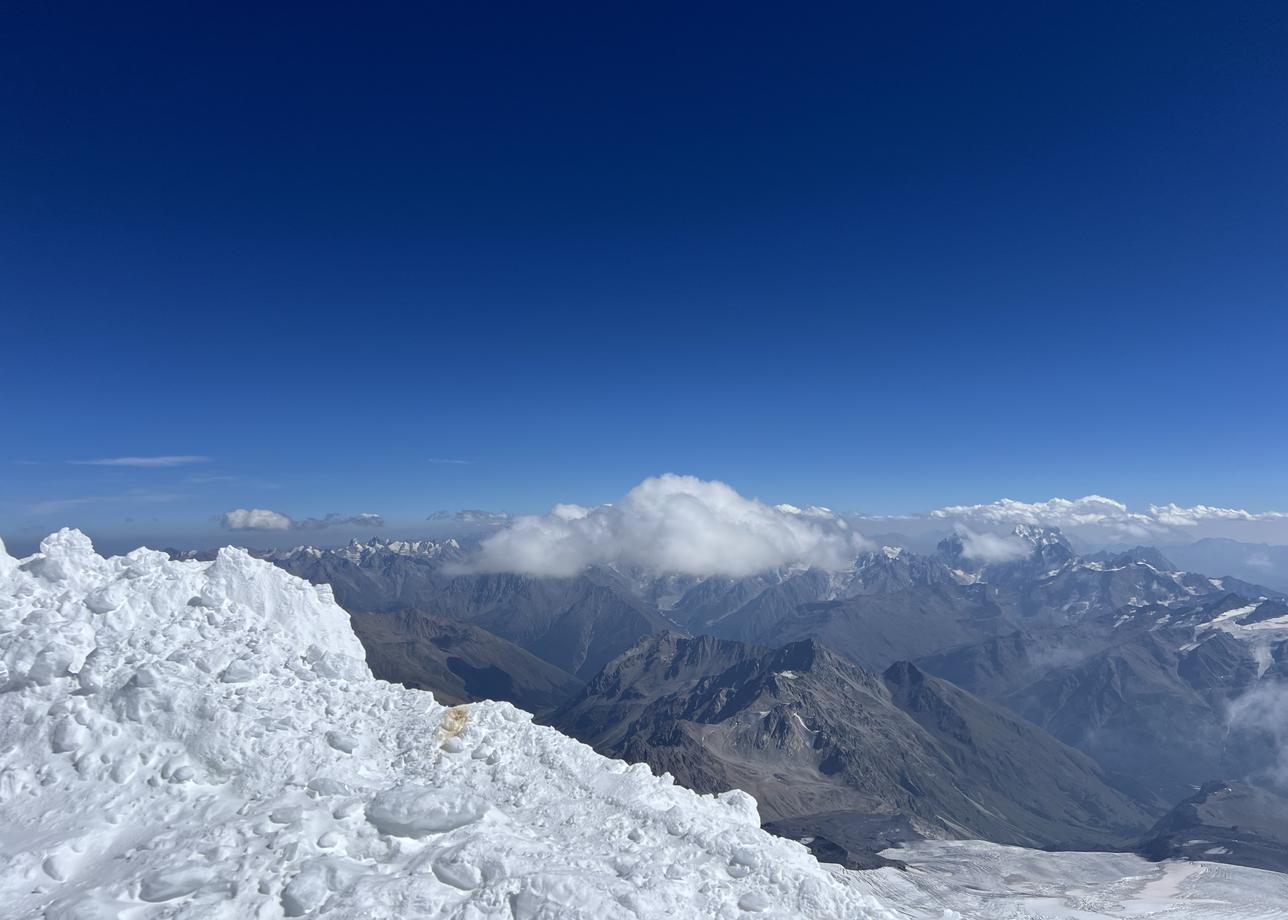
(461, 474), (869, 578)
(954, 526), (1032, 563)
(216, 509), (385, 531)
(931, 495), (1161, 538)
(774, 503), (840, 520)
(929, 495), (1288, 541)
(74, 455), (209, 467)
(218, 508), (294, 531)
(1147, 503), (1288, 527)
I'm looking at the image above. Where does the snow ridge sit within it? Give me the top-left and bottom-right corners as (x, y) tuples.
(0, 530), (908, 920)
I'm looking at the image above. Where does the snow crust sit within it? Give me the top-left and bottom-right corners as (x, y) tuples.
(869, 840), (1288, 919)
(0, 530), (906, 920)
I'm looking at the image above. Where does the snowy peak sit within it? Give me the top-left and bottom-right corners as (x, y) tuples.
(338, 536), (462, 562)
(1010, 523), (1072, 549)
(846, 547), (958, 595)
(262, 537), (464, 566)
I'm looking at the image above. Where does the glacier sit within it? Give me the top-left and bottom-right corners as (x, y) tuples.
(2, 530), (1286, 919)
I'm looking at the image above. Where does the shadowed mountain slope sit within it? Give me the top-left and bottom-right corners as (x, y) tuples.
(350, 611), (583, 713)
(555, 633), (1154, 861)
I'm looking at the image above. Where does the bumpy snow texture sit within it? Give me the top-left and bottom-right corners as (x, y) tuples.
(0, 531), (912, 920)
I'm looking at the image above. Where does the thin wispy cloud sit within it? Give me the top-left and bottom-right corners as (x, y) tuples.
(73, 455), (210, 468)
(427, 509), (511, 525)
(427, 458), (472, 465)
(28, 490), (185, 515)
(28, 497), (102, 514)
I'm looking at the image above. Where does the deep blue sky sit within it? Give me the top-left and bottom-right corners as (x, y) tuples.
(3, 1), (1287, 550)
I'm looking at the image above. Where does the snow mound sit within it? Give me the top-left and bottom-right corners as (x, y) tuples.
(0, 530), (909, 919)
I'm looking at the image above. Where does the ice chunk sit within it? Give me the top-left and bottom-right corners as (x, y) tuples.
(365, 784), (495, 837)
(324, 730), (358, 753)
(138, 866), (216, 901)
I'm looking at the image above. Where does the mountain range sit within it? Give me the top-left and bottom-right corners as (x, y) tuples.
(553, 633), (1151, 865)
(214, 525), (1288, 872)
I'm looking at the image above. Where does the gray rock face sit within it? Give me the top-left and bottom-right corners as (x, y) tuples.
(1136, 781), (1288, 873)
(555, 633), (1154, 860)
(1086, 545), (1178, 572)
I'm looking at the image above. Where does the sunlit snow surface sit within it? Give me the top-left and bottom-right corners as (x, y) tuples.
(867, 840), (1288, 918)
(1, 531), (1284, 920)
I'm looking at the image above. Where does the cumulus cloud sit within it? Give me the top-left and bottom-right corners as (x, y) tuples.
(217, 508), (294, 531)
(460, 474), (869, 577)
(217, 509), (384, 531)
(74, 455), (209, 467)
(954, 526), (1032, 563)
(930, 495), (1288, 541)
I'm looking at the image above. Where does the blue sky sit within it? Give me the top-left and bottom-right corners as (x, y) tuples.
(3, 2), (1287, 552)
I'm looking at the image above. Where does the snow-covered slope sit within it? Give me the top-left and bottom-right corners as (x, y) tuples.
(0, 530), (905, 920)
(869, 840), (1288, 919)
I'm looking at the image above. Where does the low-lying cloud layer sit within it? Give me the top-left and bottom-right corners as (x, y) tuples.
(427, 509), (511, 525)
(217, 509), (384, 531)
(930, 495), (1288, 541)
(463, 474), (868, 577)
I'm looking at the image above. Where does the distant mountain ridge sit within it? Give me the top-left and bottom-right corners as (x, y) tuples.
(553, 632), (1153, 865)
(1135, 781), (1288, 873)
